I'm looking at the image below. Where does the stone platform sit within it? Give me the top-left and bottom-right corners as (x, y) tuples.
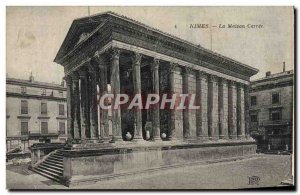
(59, 139), (257, 186)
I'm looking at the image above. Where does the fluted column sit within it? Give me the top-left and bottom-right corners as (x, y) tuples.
(78, 68), (89, 140)
(168, 63), (176, 140)
(65, 76), (74, 140)
(110, 48), (122, 142)
(132, 52), (143, 140)
(152, 58), (161, 141)
(96, 55), (109, 141)
(237, 83), (245, 139)
(218, 78), (225, 139)
(244, 84), (250, 139)
(228, 81), (237, 139)
(196, 71), (202, 139)
(71, 72), (81, 140)
(182, 67), (190, 139)
(208, 75), (219, 139)
(88, 64), (99, 140)
(237, 83), (243, 138)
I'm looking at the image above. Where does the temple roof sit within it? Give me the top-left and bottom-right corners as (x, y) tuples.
(54, 11), (258, 77)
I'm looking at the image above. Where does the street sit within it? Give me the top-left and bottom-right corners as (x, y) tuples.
(6, 154), (293, 190)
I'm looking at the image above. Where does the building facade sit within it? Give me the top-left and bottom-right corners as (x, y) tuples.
(249, 68), (294, 151)
(30, 12), (260, 185)
(6, 75), (67, 152)
(54, 11), (258, 143)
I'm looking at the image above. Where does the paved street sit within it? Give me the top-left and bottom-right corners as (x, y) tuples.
(7, 154), (293, 190)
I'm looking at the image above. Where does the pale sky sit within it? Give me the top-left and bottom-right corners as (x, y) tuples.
(6, 6), (294, 84)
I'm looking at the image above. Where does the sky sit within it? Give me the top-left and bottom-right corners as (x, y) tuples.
(6, 6), (294, 84)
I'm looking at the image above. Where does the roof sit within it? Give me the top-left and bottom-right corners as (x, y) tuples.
(54, 11), (259, 76)
(6, 77), (66, 90)
(251, 70), (294, 84)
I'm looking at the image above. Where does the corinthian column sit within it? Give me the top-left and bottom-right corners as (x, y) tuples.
(168, 63), (177, 141)
(218, 78), (225, 139)
(110, 48), (122, 142)
(182, 67), (190, 139)
(71, 72), (81, 140)
(95, 55), (109, 141)
(64, 76), (74, 141)
(244, 84), (250, 139)
(88, 63), (99, 141)
(196, 71), (202, 139)
(208, 75), (219, 139)
(228, 81), (237, 139)
(152, 58), (161, 141)
(132, 52), (143, 141)
(78, 68), (89, 140)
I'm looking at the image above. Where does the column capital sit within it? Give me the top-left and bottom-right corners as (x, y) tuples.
(64, 75), (72, 84)
(228, 80), (236, 86)
(132, 52), (142, 65)
(110, 47), (121, 60)
(183, 67), (193, 75)
(169, 62), (178, 72)
(236, 82), (242, 89)
(196, 70), (208, 80)
(218, 77), (227, 85)
(78, 67), (88, 78)
(152, 58), (160, 69)
(71, 72), (80, 81)
(208, 74), (218, 83)
(94, 53), (109, 67)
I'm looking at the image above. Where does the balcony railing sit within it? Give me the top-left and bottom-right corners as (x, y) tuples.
(261, 119), (292, 126)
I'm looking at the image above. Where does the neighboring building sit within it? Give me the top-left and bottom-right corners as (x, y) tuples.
(6, 74), (67, 152)
(249, 66), (294, 151)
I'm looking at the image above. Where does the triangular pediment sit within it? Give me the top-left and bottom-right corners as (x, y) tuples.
(54, 13), (110, 64)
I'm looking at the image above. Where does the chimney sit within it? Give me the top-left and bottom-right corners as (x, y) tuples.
(29, 72), (34, 82)
(283, 61), (286, 72)
(266, 71), (271, 77)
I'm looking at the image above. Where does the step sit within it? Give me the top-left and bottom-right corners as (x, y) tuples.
(32, 168), (62, 183)
(48, 156), (63, 161)
(38, 164), (63, 175)
(51, 153), (63, 158)
(35, 167), (62, 179)
(47, 158), (63, 164)
(40, 162), (64, 172)
(43, 160), (63, 168)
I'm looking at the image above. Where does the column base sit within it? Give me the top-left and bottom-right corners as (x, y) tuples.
(109, 136), (123, 143)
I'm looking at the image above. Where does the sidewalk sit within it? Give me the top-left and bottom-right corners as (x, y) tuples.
(6, 154), (293, 190)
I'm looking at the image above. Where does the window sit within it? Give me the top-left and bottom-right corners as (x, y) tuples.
(41, 102), (47, 115)
(250, 96), (257, 106)
(21, 100), (28, 114)
(41, 89), (46, 96)
(270, 109), (282, 121)
(271, 112), (281, 121)
(250, 114), (258, 123)
(272, 93), (280, 104)
(59, 104), (64, 115)
(58, 91), (63, 97)
(41, 122), (48, 134)
(21, 86), (27, 94)
(21, 121), (28, 136)
(59, 122), (65, 135)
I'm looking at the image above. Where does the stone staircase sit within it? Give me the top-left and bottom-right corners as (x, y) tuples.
(30, 150), (64, 184)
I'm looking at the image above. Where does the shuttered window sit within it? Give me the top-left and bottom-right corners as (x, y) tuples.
(59, 122), (65, 135)
(21, 100), (28, 114)
(21, 121), (28, 135)
(41, 102), (47, 115)
(59, 104), (64, 115)
(41, 122), (48, 134)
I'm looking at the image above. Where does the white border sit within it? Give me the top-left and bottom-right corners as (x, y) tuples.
(1, 1), (298, 195)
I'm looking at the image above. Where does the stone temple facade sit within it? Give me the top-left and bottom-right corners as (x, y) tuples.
(30, 12), (259, 186)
